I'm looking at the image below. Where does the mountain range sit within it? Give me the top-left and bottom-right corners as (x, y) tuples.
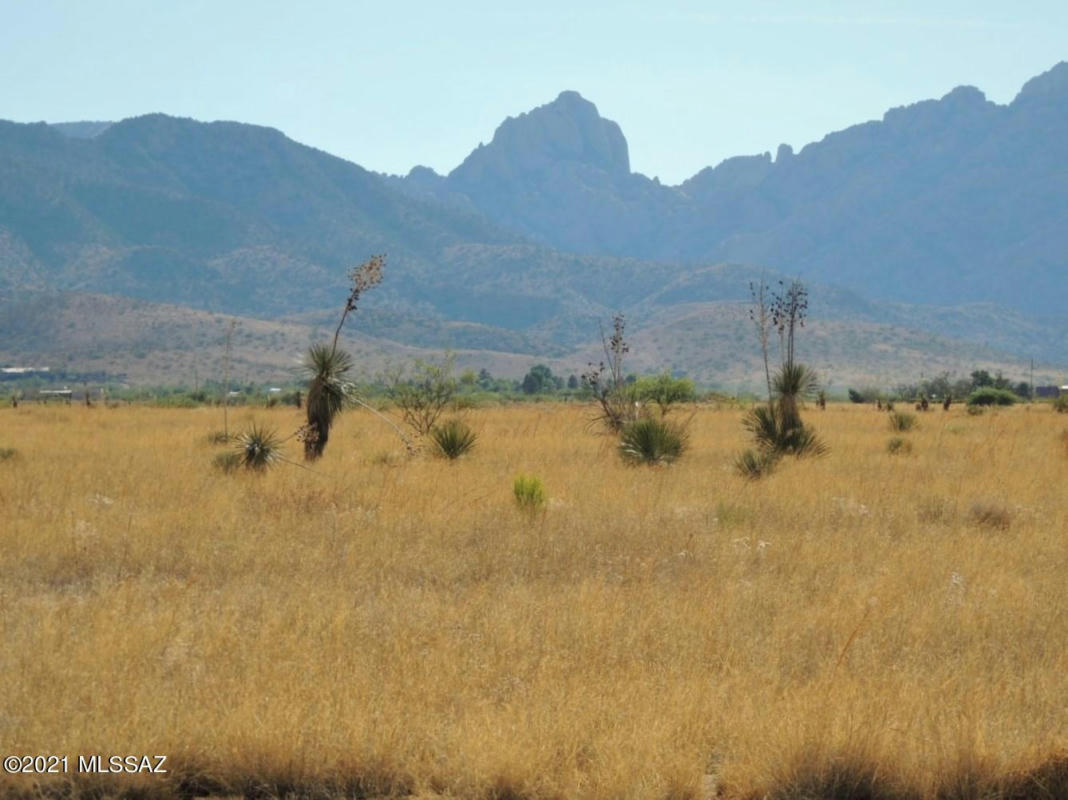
(1, 62), (1066, 388)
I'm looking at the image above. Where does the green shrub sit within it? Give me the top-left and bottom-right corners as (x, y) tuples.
(886, 436), (913, 455)
(1053, 394), (1068, 413)
(619, 417), (688, 465)
(431, 418), (477, 460)
(967, 387), (1017, 407)
(733, 448), (778, 480)
(0, 447), (18, 462)
(888, 411), (917, 432)
(966, 404), (985, 416)
(513, 475), (546, 512)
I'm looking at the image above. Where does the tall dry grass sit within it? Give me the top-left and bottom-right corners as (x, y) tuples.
(0, 403), (1065, 799)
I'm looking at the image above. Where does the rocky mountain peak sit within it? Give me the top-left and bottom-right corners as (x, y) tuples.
(448, 90), (630, 183)
(1013, 60), (1068, 104)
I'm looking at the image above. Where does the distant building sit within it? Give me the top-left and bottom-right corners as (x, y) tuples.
(1035, 385), (1061, 398)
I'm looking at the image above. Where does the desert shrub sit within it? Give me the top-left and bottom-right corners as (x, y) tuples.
(966, 404), (985, 416)
(886, 436), (913, 455)
(634, 373), (696, 416)
(431, 419), (477, 460)
(386, 355), (457, 436)
(212, 451), (242, 473)
(1053, 394), (1068, 413)
(967, 387), (1017, 407)
(513, 474), (546, 512)
(0, 447), (18, 462)
(888, 411), (917, 431)
(619, 417), (688, 465)
(734, 448), (778, 480)
(234, 423), (282, 471)
(969, 502), (1012, 530)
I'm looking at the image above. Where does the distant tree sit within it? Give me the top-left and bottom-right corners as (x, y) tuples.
(634, 373), (696, 416)
(521, 364), (556, 394)
(567, 374), (579, 390)
(971, 370), (994, 388)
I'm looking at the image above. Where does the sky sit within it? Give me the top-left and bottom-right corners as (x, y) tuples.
(2, 0), (1066, 185)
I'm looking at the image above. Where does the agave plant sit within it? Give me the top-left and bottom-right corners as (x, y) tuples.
(303, 344), (354, 460)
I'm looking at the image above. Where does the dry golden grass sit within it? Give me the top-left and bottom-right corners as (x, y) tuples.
(0, 402), (1065, 799)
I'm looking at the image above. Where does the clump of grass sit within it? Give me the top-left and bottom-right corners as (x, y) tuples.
(513, 474), (546, 512)
(212, 451), (242, 473)
(206, 430), (232, 444)
(966, 404), (985, 416)
(734, 447), (777, 480)
(1053, 394), (1068, 413)
(619, 416), (687, 465)
(969, 501), (1012, 531)
(430, 419), (477, 460)
(886, 436), (913, 455)
(234, 423), (283, 471)
(888, 411), (917, 432)
(0, 447), (19, 462)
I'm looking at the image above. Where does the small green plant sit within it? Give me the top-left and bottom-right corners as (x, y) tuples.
(1053, 394), (1068, 413)
(733, 448), (778, 480)
(619, 417), (688, 465)
(966, 404), (985, 416)
(431, 418), (477, 460)
(888, 411), (917, 431)
(967, 387), (1017, 407)
(886, 436), (913, 455)
(513, 474), (546, 512)
(0, 447), (19, 462)
(234, 423), (282, 471)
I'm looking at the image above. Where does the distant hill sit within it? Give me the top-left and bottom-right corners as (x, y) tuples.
(2, 64), (1067, 386)
(393, 63), (1068, 315)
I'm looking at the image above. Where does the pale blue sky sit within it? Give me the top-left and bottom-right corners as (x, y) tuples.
(2, 1), (1066, 184)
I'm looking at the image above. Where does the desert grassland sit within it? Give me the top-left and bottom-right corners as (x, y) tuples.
(0, 402), (1065, 800)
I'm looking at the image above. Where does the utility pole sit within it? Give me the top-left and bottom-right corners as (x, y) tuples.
(1030, 358), (1034, 403)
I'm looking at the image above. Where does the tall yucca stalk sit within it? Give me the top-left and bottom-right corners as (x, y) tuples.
(303, 255), (384, 461)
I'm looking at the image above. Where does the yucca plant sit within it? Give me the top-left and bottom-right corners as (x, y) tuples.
(619, 417), (688, 465)
(431, 418), (477, 460)
(303, 255), (384, 461)
(739, 280), (827, 462)
(234, 423), (282, 471)
(303, 344), (354, 460)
